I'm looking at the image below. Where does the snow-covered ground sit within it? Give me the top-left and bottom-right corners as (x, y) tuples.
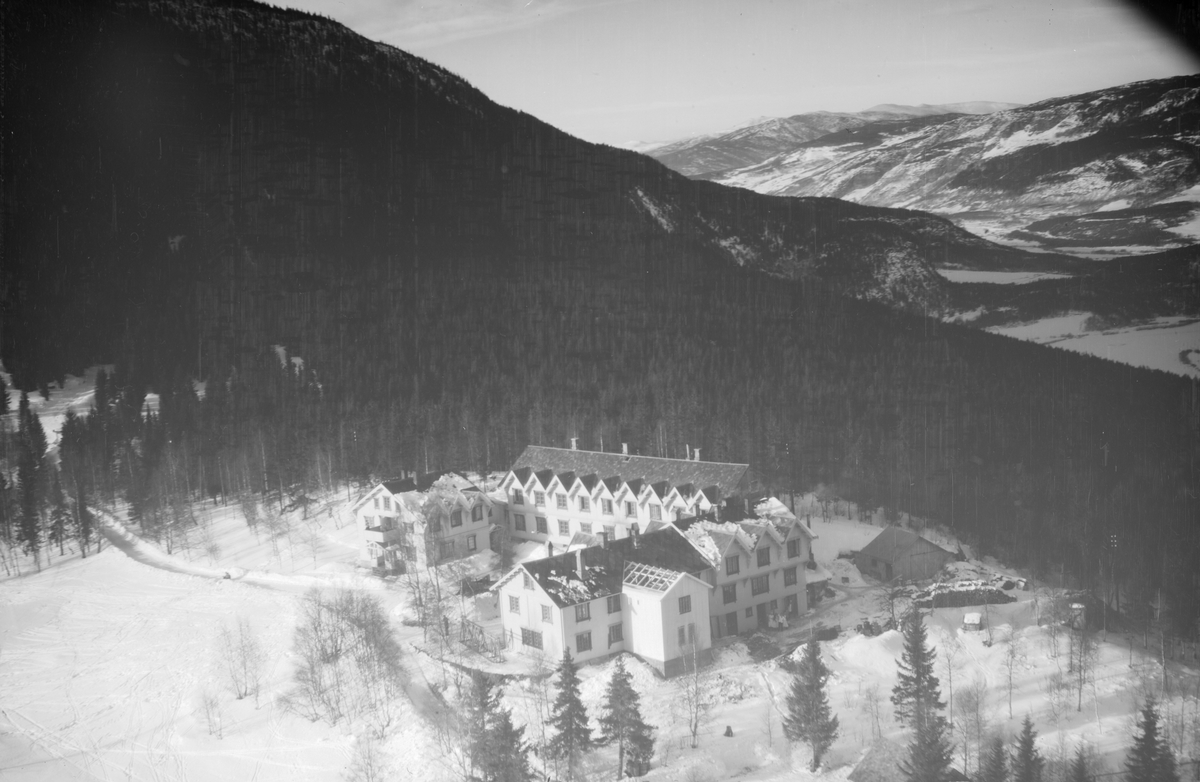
(936, 270), (1073, 285)
(987, 314), (1200, 378)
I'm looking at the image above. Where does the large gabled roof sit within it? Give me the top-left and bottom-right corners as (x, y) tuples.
(510, 445), (752, 499)
(498, 526), (713, 608)
(858, 526), (952, 564)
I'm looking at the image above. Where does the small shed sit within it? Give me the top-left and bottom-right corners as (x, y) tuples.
(855, 526), (955, 583)
(962, 612), (984, 631)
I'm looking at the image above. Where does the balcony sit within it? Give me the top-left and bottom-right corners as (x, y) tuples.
(364, 526), (406, 546)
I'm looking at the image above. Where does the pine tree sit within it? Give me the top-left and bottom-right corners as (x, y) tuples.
(783, 637), (840, 771)
(1012, 716), (1045, 782)
(598, 656), (656, 779)
(891, 612), (946, 731)
(978, 735), (1009, 782)
(1068, 744), (1092, 782)
(900, 708), (956, 782)
(547, 650), (593, 781)
(488, 705), (535, 782)
(16, 392), (47, 569)
(1125, 698), (1180, 782)
(49, 472), (71, 557)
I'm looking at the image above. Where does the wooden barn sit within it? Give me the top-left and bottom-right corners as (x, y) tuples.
(855, 526), (955, 583)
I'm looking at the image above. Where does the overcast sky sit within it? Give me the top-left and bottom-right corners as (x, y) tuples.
(279, 0), (1197, 147)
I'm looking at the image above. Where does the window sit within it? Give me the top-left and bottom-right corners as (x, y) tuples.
(787, 539), (801, 559)
(364, 516), (374, 530)
(534, 491), (545, 507)
(726, 612), (738, 635)
(608, 623), (623, 645)
(679, 595), (693, 614)
(576, 631), (592, 653)
(472, 505), (483, 522)
(515, 514), (526, 531)
(677, 623), (695, 647)
(745, 608), (754, 618)
(751, 575), (769, 596)
(602, 499), (613, 515)
(579, 496), (590, 513)
(511, 489), (524, 506)
(649, 504), (662, 521)
(467, 534), (477, 552)
(723, 584), (737, 604)
(575, 603), (591, 622)
(604, 525), (616, 540)
(625, 501), (636, 517)
(784, 566), (797, 586)
(580, 521), (592, 534)
(438, 539), (455, 559)
(726, 555), (740, 576)
(373, 497), (379, 509)
(521, 628), (543, 650)
(558, 519), (570, 536)
(541, 604), (552, 624)
(523, 572), (534, 590)
(509, 595), (520, 613)
(757, 548), (770, 567)
(451, 510), (463, 527)
(536, 517), (548, 535)
(607, 594), (621, 614)
(556, 494), (568, 510)
(383, 496), (391, 510)
(769, 599), (778, 611)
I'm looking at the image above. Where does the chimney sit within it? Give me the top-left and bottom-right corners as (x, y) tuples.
(576, 547), (585, 578)
(694, 448), (701, 462)
(570, 437), (578, 450)
(622, 443), (628, 455)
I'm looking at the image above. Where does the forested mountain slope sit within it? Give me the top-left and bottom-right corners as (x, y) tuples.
(2, 0), (1198, 632)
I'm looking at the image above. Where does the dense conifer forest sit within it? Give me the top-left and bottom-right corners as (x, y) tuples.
(2, 0), (1198, 635)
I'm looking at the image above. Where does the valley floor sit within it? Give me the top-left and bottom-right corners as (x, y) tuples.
(3, 493), (1198, 782)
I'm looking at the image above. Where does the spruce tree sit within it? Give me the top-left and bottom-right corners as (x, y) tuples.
(465, 671), (533, 782)
(49, 472), (71, 557)
(547, 650), (593, 781)
(900, 709), (956, 782)
(16, 392), (47, 568)
(783, 637), (840, 771)
(1068, 744), (1092, 782)
(598, 656), (655, 779)
(1012, 716), (1045, 782)
(978, 735), (1009, 782)
(1125, 698), (1180, 782)
(891, 612), (946, 731)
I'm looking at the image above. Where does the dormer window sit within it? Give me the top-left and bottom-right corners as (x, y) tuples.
(472, 505), (483, 522)
(534, 491), (545, 507)
(625, 501), (636, 517)
(511, 489), (524, 506)
(649, 504), (662, 521)
(557, 494), (568, 510)
(383, 496), (391, 511)
(602, 499), (613, 515)
(579, 496), (590, 513)
(757, 548), (770, 567)
(451, 510), (463, 527)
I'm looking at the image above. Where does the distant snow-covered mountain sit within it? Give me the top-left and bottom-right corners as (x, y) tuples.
(642, 102), (1021, 177)
(653, 76), (1200, 254)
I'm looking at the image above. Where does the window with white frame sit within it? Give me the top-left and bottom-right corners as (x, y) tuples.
(787, 539), (801, 558)
(534, 491), (545, 507)
(723, 584), (736, 604)
(625, 500), (636, 517)
(608, 623), (623, 645)
(784, 566), (797, 586)
(679, 595), (691, 614)
(726, 555), (740, 576)
(576, 631), (592, 653)
(556, 494), (567, 510)
(579, 496), (590, 513)
(472, 505), (483, 522)
(515, 514), (526, 531)
(558, 519), (570, 536)
(509, 595), (520, 613)
(602, 499), (613, 515)
(580, 521), (592, 534)
(536, 517), (548, 534)
(467, 534), (477, 551)
(451, 510), (463, 527)
(604, 525), (615, 540)
(757, 548), (770, 567)
(541, 604), (552, 623)
(511, 489), (524, 506)
(383, 496), (391, 510)
(575, 603), (591, 622)
(649, 504), (662, 521)
(751, 575), (769, 596)
(523, 572), (534, 590)
(677, 623), (695, 647)
(607, 594), (621, 613)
